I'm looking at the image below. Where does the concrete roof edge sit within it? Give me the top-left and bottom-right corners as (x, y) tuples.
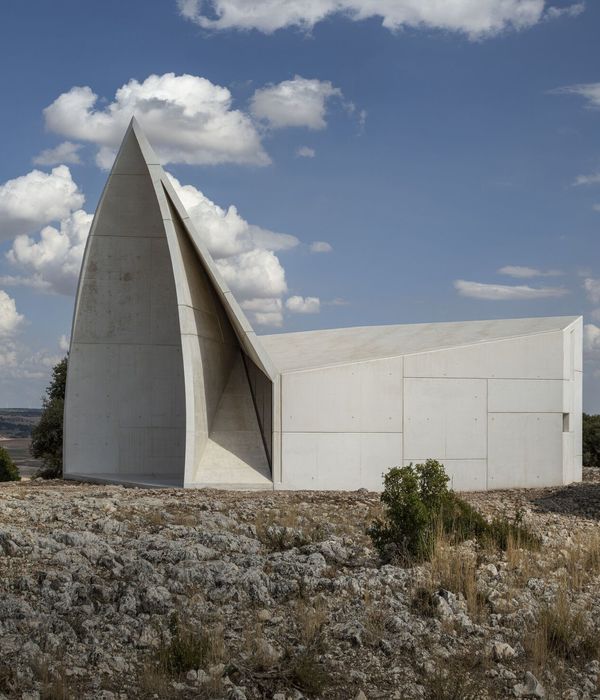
(259, 315), (581, 343)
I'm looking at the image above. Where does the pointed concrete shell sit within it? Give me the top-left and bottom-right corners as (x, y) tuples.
(64, 119), (273, 488)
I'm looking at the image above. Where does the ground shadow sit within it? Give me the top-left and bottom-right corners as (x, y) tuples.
(532, 471), (600, 521)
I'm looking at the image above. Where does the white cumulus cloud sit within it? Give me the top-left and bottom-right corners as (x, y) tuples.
(43, 73), (270, 168)
(251, 76), (342, 130)
(241, 298), (283, 327)
(0, 290), (24, 337)
(0, 163), (312, 327)
(296, 146), (316, 158)
(454, 279), (570, 300)
(285, 295), (321, 313)
(167, 173), (298, 257)
(545, 2), (584, 18)
(59, 334), (70, 352)
(556, 81), (600, 109)
(583, 278), (600, 304)
(5, 209), (93, 296)
(584, 324), (600, 354)
(0, 166), (84, 240)
(309, 241), (333, 253)
(167, 174), (303, 325)
(178, 0), (578, 39)
(33, 141), (83, 166)
(498, 265), (563, 278)
(573, 172), (600, 186)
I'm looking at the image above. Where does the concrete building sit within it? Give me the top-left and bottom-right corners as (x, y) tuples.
(64, 120), (583, 491)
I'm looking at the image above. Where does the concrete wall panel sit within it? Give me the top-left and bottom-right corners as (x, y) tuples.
(488, 379), (564, 413)
(404, 332), (564, 379)
(488, 413), (563, 488)
(282, 357), (403, 433)
(281, 432), (402, 491)
(404, 378), (487, 460)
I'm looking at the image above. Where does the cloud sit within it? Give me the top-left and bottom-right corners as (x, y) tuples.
(296, 146), (316, 158)
(0, 290), (24, 337)
(584, 324), (600, 354)
(498, 265), (563, 278)
(5, 209), (93, 296)
(1, 166), (306, 328)
(573, 173), (600, 186)
(59, 334), (70, 352)
(167, 173), (298, 258)
(309, 241), (333, 253)
(177, 0), (579, 39)
(240, 298), (283, 327)
(545, 2), (584, 18)
(584, 278), (600, 304)
(592, 204), (600, 212)
(217, 249), (287, 298)
(454, 279), (570, 300)
(167, 174), (296, 325)
(43, 73), (270, 168)
(33, 141), (83, 166)
(285, 295), (321, 313)
(0, 339), (63, 381)
(555, 81), (600, 109)
(0, 166), (84, 240)
(251, 76), (343, 130)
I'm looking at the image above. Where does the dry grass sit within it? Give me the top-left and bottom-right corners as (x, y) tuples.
(420, 653), (491, 700)
(154, 615), (226, 677)
(295, 596), (328, 647)
(137, 664), (172, 699)
(561, 530), (600, 591)
(360, 590), (393, 645)
(525, 586), (599, 670)
(32, 660), (74, 700)
(428, 532), (486, 621)
(243, 624), (278, 671)
(0, 662), (17, 696)
(255, 505), (327, 551)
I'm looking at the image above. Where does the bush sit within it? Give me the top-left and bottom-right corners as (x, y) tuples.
(369, 460), (539, 563)
(583, 413), (600, 467)
(31, 357), (67, 479)
(0, 446), (20, 482)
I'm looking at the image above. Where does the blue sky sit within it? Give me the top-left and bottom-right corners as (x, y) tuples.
(0, 0), (599, 410)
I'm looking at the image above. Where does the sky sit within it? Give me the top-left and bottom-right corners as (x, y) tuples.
(0, 0), (599, 410)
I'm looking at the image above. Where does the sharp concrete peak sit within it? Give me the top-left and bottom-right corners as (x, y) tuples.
(110, 116), (163, 175)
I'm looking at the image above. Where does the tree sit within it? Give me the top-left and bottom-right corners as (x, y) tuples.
(583, 413), (600, 468)
(30, 356), (67, 478)
(0, 446), (20, 482)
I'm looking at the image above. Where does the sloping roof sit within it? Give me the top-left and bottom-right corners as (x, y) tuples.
(259, 316), (580, 372)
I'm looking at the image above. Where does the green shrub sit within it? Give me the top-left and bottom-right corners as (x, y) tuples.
(0, 446), (20, 482)
(583, 413), (600, 467)
(31, 357), (67, 479)
(369, 460), (539, 563)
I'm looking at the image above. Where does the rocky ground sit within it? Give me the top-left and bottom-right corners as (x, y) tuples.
(1, 472), (600, 700)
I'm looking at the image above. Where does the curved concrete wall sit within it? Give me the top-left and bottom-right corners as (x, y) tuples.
(64, 126), (186, 485)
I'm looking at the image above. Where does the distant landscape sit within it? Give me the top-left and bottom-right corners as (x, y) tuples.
(0, 408), (43, 476)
